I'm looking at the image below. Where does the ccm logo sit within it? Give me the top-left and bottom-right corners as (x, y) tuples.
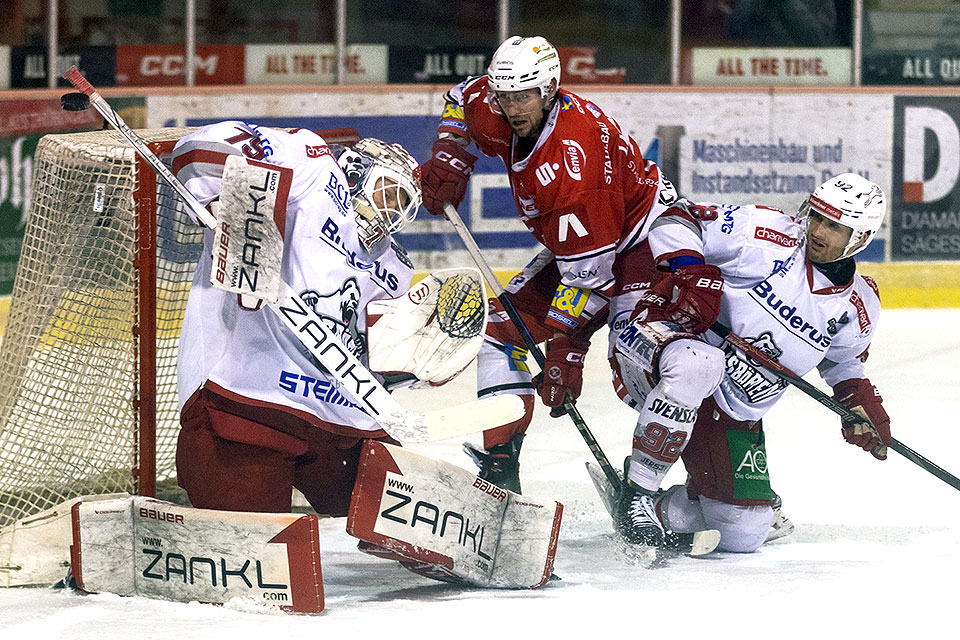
(140, 55), (219, 76)
(306, 145), (332, 159)
(755, 226), (798, 248)
(437, 151), (474, 175)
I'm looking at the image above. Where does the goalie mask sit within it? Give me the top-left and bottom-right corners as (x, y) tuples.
(798, 173), (886, 262)
(338, 138), (422, 256)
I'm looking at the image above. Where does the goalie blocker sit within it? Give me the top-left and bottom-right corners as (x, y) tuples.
(70, 496), (324, 613)
(347, 441), (562, 588)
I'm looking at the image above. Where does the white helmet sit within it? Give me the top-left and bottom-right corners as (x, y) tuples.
(798, 173), (886, 260)
(338, 138), (422, 256)
(487, 35), (561, 101)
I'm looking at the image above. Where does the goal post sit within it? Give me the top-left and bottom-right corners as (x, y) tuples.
(0, 127), (200, 532)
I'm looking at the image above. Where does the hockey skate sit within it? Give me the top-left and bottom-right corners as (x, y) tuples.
(586, 462), (721, 556)
(614, 481), (667, 547)
(765, 489), (795, 543)
(463, 433), (524, 494)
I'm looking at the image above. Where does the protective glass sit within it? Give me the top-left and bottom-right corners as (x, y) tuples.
(489, 88), (542, 116)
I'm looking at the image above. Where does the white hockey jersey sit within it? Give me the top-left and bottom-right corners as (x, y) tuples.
(173, 121), (414, 435)
(648, 202), (880, 422)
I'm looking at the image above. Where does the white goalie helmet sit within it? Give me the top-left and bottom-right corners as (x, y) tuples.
(798, 173), (886, 260)
(487, 35), (561, 102)
(337, 138), (422, 256)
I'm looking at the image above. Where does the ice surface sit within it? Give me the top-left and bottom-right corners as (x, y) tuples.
(1, 309), (957, 639)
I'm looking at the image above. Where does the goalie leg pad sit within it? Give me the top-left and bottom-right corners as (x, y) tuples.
(347, 441), (562, 589)
(71, 496), (324, 613)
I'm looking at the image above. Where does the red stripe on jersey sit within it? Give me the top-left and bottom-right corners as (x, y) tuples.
(861, 274), (881, 299)
(172, 148), (231, 176)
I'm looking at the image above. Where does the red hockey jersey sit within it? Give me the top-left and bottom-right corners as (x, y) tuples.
(440, 76), (677, 297)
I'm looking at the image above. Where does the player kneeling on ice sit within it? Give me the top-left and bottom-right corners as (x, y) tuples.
(168, 121), (557, 591)
(611, 174), (891, 553)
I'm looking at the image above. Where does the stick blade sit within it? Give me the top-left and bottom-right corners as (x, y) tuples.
(63, 65), (95, 95)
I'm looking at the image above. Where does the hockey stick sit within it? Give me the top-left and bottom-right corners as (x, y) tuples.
(63, 66), (524, 444)
(711, 321), (960, 492)
(442, 202), (622, 489)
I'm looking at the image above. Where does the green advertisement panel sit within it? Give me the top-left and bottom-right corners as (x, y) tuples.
(0, 133), (39, 295)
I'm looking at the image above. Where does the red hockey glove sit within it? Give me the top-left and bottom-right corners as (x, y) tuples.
(833, 378), (891, 460)
(535, 335), (589, 418)
(634, 265), (723, 334)
(419, 138), (478, 216)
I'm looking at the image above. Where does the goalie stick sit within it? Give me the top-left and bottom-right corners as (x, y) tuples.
(63, 66), (523, 444)
(711, 321), (960, 492)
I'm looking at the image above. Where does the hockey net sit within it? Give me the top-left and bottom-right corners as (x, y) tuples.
(0, 127), (200, 530)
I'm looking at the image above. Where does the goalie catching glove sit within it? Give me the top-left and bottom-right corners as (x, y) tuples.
(635, 264), (724, 335)
(833, 378), (891, 460)
(367, 268), (487, 388)
(419, 138), (478, 216)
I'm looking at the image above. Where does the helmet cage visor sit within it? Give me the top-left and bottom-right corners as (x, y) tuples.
(340, 139), (422, 253)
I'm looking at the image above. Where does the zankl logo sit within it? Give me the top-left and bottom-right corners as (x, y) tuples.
(305, 145), (332, 159)
(558, 212), (588, 242)
(140, 55), (218, 76)
(380, 479), (494, 567)
(536, 162), (559, 186)
(755, 226), (798, 248)
(561, 139), (585, 181)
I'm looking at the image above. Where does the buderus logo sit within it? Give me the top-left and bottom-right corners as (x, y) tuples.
(750, 280), (831, 348)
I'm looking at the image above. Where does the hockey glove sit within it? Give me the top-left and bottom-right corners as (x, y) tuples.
(635, 264), (724, 335)
(833, 378), (891, 460)
(419, 138), (477, 216)
(535, 335), (589, 418)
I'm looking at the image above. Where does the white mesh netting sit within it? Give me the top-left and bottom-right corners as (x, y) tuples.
(0, 127), (200, 529)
